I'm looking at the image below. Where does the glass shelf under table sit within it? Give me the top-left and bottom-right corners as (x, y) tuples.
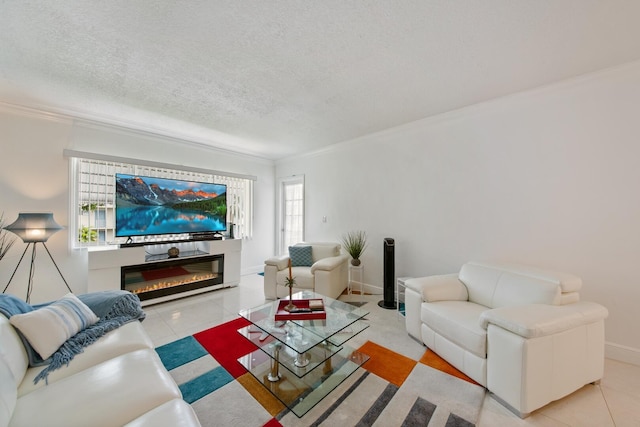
(238, 345), (369, 418)
(238, 291), (370, 354)
(238, 325), (345, 378)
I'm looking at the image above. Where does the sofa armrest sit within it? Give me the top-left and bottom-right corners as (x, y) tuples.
(311, 254), (349, 273)
(480, 301), (609, 338)
(405, 274), (468, 302)
(265, 255), (289, 271)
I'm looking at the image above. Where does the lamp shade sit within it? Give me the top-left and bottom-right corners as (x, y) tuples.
(3, 212), (64, 243)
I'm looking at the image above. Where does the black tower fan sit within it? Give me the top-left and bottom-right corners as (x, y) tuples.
(378, 237), (397, 309)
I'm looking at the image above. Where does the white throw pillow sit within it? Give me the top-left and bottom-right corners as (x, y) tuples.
(10, 293), (99, 360)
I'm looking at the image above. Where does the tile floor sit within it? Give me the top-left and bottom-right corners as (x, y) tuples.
(141, 274), (640, 427)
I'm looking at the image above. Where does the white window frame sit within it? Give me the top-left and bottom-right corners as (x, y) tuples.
(66, 150), (255, 249)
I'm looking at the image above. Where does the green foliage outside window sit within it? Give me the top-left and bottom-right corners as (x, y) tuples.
(79, 226), (98, 242)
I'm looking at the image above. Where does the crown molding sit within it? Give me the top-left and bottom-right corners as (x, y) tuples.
(0, 100), (274, 165)
(276, 59), (640, 166)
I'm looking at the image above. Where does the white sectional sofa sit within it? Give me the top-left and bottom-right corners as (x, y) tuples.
(264, 242), (349, 300)
(0, 310), (201, 427)
(404, 261), (609, 417)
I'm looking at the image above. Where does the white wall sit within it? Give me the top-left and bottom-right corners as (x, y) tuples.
(0, 105), (275, 304)
(276, 61), (640, 365)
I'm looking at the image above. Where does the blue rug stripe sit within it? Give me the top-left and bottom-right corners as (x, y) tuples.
(156, 335), (209, 371)
(180, 366), (234, 404)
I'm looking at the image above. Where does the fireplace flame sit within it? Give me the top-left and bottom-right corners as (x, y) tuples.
(130, 273), (217, 295)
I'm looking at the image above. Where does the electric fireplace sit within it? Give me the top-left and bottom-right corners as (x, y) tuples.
(121, 254), (224, 301)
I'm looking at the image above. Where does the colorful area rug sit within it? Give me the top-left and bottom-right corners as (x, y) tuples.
(155, 318), (484, 426)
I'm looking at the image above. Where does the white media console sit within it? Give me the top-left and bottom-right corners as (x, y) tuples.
(87, 238), (242, 306)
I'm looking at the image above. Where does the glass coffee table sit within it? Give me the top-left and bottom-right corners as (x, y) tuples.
(237, 291), (369, 418)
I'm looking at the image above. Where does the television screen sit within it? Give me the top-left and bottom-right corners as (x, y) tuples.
(115, 174), (227, 238)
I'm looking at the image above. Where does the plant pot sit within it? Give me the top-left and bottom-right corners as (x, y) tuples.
(351, 258), (361, 266)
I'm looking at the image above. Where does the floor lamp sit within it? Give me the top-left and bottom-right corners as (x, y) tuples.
(2, 212), (72, 303)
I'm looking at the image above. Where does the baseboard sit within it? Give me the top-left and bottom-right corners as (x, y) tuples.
(363, 283), (382, 295)
(605, 341), (640, 366)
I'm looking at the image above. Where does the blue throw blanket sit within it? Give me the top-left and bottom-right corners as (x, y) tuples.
(0, 291), (145, 384)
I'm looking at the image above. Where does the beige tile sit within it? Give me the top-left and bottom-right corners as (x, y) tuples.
(157, 299), (226, 331)
(478, 394), (570, 426)
(601, 384), (640, 427)
(537, 384), (614, 427)
(140, 310), (178, 347)
(602, 358), (640, 399)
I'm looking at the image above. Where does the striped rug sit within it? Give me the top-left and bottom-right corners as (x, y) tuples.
(155, 318), (484, 427)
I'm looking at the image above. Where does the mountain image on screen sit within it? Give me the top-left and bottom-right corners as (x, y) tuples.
(115, 174), (227, 237)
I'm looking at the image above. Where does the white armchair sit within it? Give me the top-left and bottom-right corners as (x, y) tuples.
(263, 242), (349, 300)
(404, 261), (608, 417)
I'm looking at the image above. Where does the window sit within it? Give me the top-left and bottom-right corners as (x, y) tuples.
(69, 156), (254, 248)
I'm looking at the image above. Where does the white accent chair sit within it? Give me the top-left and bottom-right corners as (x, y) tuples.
(263, 242), (349, 300)
(404, 261), (608, 417)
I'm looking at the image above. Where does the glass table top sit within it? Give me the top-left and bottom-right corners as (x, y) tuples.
(238, 290), (369, 354)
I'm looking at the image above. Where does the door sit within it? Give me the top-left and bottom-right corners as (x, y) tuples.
(278, 175), (304, 255)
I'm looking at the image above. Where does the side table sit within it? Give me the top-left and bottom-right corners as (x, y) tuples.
(348, 264), (364, 303)
(396, 277), (412, 319)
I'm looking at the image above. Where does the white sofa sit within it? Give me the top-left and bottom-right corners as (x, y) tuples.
(404, 261), (609, 417)
(0, 312), (201, 427)
(264, 242), (349, 300)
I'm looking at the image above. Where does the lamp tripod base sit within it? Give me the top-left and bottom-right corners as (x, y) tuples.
(2, 242), (72, 303)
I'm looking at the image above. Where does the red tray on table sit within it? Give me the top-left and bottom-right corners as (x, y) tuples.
(274, 299), (326, 320)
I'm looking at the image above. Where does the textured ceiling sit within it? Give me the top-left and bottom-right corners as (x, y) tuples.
(2, 1), (640, 160)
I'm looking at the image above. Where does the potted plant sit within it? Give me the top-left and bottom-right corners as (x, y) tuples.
(341, 230), (368, 266)
(283, 258), (297, 311)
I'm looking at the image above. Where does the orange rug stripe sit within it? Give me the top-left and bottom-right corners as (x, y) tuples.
(357, 341), (417, 387)
(236, 373), (285, 417)
(418, 349), (480, 386)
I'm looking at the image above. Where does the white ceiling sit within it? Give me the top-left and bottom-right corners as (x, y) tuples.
(2, 1), (640, 160)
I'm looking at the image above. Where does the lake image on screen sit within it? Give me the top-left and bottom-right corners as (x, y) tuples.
(116, 206), (225, 236)
(115, 174), (227, 237)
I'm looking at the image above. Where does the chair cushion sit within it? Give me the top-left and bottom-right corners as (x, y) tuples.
(421, 300), (488, 358)
(289, 245), (313, 267)
(311, 244), (339, 262)
(123, 399), (201, 427)
(18, 320), (153, 397)
(9, 294), (99, 360)
(277, 267), (314, 289)
(9, 349), (181, 427)
(459, 262), (563, 308)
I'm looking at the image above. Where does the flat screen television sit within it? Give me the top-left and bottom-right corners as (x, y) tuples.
(115, 174), (227, 238)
